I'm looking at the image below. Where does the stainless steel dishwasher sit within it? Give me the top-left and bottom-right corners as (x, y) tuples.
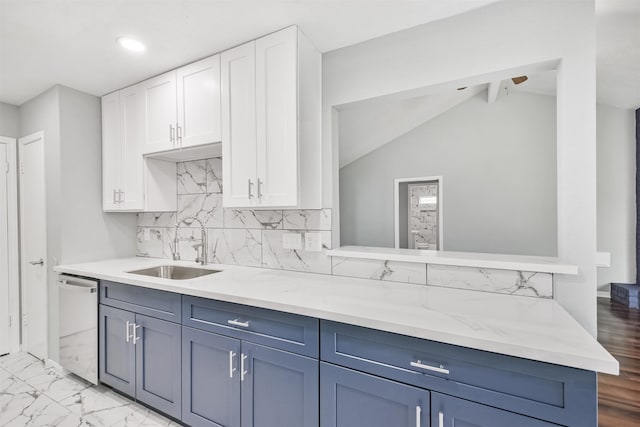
(57, 274), (98, 384)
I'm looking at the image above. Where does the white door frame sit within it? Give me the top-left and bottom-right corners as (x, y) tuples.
(0, 136), (20, 354)
(394, 176), (444, 250)
(18, 131), (48, 358)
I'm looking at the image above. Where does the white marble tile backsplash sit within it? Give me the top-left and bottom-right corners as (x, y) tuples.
(137, 157), (333, 274)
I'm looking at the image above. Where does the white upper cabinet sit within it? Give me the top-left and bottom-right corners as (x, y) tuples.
(221, 41), (257, 207)
(255, 26), (298, 207)
(142, 71), (178, 154)
(101, 85), (145, 212)
(177, 55), (222, 148)
(221, 26), (322, 209)
(119, 83), (146, 210)
(101, 92), (122, 211)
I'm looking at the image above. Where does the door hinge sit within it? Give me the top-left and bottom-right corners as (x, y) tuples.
(4, 162), (8, 174)
(20, 162), (25, 175)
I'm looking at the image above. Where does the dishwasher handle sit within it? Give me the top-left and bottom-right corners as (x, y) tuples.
(58, 275), (98, 293)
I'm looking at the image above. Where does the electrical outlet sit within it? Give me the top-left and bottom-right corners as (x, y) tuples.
(282, 232), (302, 250)
(304, 232), (323, 252)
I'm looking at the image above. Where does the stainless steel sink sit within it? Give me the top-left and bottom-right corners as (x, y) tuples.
(127, 265), (221, 280)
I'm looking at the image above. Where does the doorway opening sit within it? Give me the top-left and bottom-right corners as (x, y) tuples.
(394, 176), (443, 250)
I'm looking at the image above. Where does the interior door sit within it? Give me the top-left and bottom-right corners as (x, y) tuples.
(221, 41), (257, 208)
(255, 26), (298, 207)
(0, 138), (14, 355)
(18, 132), (48, 360)
(142, 71), (177, 154)
(177, 54), (222, 148)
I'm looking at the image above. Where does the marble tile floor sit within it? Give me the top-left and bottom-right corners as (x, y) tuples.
(0, 352), (179, 426)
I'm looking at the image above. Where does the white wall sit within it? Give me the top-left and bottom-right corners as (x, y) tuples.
(597, 104), (636, 290)
(19, 85), (136, 362)
(340, 91), (558, 256)
(0, 102), (20, 138)
(323, 0), (597, 335)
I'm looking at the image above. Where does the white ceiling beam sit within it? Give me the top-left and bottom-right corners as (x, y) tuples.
(487, 80), (502, 104)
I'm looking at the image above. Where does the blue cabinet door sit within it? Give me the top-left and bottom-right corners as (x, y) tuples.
(99, 304), (136, 397)
(182, 326), (241, 427)
(241, 342), (319, 427)
(431, 393), (560, 427)
(320, 363), (429, 427)
(134, 314), (182, 420)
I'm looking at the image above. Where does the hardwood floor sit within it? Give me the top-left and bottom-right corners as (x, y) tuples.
(597, 297), (640, 426)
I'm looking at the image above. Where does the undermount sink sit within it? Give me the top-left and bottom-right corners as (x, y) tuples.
(127, 265), (221, 280)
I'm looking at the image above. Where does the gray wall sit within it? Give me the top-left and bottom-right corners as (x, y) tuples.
(19, 85), (136, 362)
(0, 102), (20, 138)
(596, 104), (636, 291)
(340, 91), (558, 257)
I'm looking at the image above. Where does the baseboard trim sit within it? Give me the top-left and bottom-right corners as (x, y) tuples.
(597, 291), (611, 299)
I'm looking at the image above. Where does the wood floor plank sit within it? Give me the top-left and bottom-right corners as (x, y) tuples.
(597, 297), (640, 426)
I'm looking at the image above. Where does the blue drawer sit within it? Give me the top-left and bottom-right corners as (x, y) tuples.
(320, 321), (596, 427)
(182, 296), (319, 357)
(99, 281), (181, 323)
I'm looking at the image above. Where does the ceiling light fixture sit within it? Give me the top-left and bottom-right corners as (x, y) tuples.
(117, 37), (146, 53)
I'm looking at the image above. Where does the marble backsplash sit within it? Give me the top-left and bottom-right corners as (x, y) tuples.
(137, 157), (333, 274)
(136, 157), (553, 298)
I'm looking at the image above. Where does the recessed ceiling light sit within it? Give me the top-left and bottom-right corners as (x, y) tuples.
(117, 37), (146, 53)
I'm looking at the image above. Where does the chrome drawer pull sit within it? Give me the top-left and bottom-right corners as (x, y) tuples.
(410, 360), (450, 375)
(228, 319), (250, 328)
(416, 405), (421, 427)
(126, 321), (132, 343)
(438, 411), (444, 427)
(133, 323), (141, 344)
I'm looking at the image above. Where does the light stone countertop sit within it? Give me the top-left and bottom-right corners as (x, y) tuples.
(54, 257), (618, 375)
(326, 246), (578, 274)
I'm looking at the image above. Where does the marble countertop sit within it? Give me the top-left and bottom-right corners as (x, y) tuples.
(54, 257), (617, 375)
(326, 246), (578, 275)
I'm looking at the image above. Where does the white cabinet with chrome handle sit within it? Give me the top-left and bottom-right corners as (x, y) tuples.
(221, 25), (322, 209)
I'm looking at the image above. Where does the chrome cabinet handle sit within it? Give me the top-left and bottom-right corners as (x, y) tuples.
(125, 321), (133, 343)
(113, 189), (117, 204)
(241, 353), (248, 381)
(29, 259), (44, 266)
(248, 179), (253, 199)
(169, 124), (175, 144)
(118, 190), (124, 203)
(229, 351), (236, 378)
(133, 324), (141, 344)
(438, 411), (444, 427)
(410, 360), (449, 375)
(57, 281), (96, 293)
(416, 406), (421, 427)
(227, 319), (250, 328)
(257, 178), (263, 199)
(177, 125), (183, 146)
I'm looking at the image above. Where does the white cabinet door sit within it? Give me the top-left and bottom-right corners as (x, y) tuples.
(177, 55), (221, 148)
(255, 27), (298, 207)
(142, 71), (177, 154)
(101, 92), (122, 211)
(221, 41), (257, 208)
(120, 84), (145, 210)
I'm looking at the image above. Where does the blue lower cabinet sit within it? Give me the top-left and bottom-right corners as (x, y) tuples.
(182, 327), (241, 427)
(99, 304), (136, 397)
(241, 342), (319, 427)
(320, 363), (429, 427)
(431, 393), (560, 427)
(134, 314), (182, 420)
